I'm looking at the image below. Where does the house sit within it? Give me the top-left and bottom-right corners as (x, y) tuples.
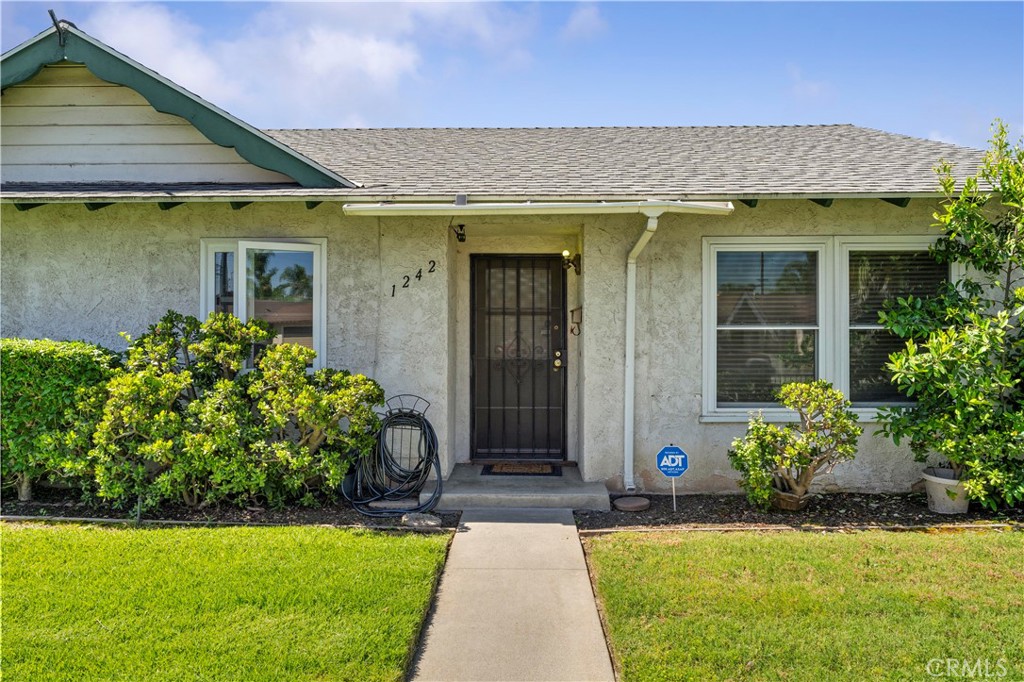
(1, 21), (985, 499)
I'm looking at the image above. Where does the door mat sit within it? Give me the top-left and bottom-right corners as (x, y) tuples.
(481, 463), (562, 477)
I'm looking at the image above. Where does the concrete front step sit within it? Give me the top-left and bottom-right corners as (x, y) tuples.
(426, 487), (612, 511)
(419, 464), (611, 511)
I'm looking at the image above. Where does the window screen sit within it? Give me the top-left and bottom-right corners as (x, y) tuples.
(716, 251), (818, 406)
(848, 251), (947, 404)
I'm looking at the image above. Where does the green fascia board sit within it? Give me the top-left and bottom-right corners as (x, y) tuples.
(0, 28), (66, 87)
(1, 25), (354, 190)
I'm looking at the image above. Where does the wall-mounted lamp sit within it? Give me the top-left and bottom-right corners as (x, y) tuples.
(562, 250), (581, 275)
(453, 224), (467, 242)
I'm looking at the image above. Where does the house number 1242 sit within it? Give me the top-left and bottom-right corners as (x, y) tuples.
(391, 260), (437, 296)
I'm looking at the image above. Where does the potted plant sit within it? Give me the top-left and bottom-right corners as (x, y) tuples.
(728, 380), (862, 510)
(920, 465), (969, 515)
(878, 121), (1024, 514)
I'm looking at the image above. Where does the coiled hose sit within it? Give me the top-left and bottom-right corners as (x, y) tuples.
(342, 395), (443, 517)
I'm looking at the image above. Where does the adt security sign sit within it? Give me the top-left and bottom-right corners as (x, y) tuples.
(657, 445), (688, 511)
(657, 445), (689, 478)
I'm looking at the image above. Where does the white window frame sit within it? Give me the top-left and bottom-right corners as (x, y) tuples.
(835, 236), (948, 410)
(200, 238), (237, 318)
(200, 238), (327, 370)
(702, 237), (834, 421)
(703, 235), (950, 422)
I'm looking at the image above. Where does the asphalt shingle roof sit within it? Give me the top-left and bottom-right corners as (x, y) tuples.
(2, 125), (984, 201)
(266, 124), (985, 199)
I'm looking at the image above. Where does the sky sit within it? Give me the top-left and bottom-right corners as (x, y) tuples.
(2, 1), (1021, 150)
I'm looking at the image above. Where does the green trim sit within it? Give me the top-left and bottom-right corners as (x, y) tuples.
(1, 24), (353, 189)
(84, 202), (113, 211)
(0, 29), (65, 88)
(158, 202), (183, 211)
(305, 201), (322, 210)
(13, 203), (45, 211)
(738, 199), (759, 208)
(810, 198), (834, 208)
(230, 202), (252, 211)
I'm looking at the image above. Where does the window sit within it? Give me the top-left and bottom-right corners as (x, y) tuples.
(201, 239), (326, 368)
(843, 246), (946, 403)
(714, 247), (822, 407)
(703, 236), (948, 417)
(840, 241), (949, 406)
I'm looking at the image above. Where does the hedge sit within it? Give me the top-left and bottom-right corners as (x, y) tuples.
(0, 338), (119, 501)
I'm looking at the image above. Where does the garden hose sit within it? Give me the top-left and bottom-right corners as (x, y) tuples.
(342, 395), (443, 517)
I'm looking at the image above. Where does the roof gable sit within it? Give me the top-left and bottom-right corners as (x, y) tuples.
(1, 22), (355, 189)
(2, 64), (300, 184)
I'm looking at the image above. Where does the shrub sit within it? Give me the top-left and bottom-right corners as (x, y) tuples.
(247, 344), (384, 506)
(728, 381), (862, 509)
(83, 311), (274, 512)
(168, 378), (266, 507)
(878, 121), (1024, 509)
(82, 311), (384, 513)
(0, 339), (118, 500)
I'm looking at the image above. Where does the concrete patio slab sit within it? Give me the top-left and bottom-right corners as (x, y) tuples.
(419, 465), (611, 511)
(410, 508), (614, 682)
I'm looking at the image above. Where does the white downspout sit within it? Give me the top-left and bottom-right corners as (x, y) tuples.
(623, 211), (661, 491)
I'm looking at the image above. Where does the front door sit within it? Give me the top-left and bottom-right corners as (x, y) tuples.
(471, 255), (567, 461)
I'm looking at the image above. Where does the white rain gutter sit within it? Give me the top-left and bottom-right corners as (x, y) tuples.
(341, 199), (733, 217)
(342, 198), (734, 491)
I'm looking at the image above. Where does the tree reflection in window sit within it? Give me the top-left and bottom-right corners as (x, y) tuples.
(246, 249), (315, 352)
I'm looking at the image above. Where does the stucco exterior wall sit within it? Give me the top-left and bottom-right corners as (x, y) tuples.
(0, 197), (942, 494)
(0, 202), (454, 471)
(578, 214), (636, 485)
(628, 199), (942, 494)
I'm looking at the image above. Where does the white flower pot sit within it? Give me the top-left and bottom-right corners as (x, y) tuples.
(921, 467), (970, 514)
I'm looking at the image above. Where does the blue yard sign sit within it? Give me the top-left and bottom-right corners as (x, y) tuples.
(657, 444), (688, 512)
(657, 445), (689, 478)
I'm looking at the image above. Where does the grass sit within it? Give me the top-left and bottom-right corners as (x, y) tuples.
(585, 530), (1024, 682)
(1, 522), (450, 682)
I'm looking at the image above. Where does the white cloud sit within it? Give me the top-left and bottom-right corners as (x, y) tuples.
(82, 4), (242, 106)
(213, 18), (421, 126)
(73, 2), (538, 128)
(787, 63), (832, 101)
(560, 4), (607, 43)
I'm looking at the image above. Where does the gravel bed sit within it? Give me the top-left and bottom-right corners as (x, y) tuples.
(1, 487), (461, 529)
(575, 492), (1024, 530)
(7, 488), (1022, 532)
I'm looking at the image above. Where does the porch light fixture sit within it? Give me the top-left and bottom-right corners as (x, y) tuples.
(562, 250), (581, 275)
(453, 224), (467, 242)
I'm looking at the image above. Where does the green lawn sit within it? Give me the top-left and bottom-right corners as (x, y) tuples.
(585, 530), (1024, 682)
(1, 522), (450, 682)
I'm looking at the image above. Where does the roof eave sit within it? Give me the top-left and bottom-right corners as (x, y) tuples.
(0, 191), (946, 204)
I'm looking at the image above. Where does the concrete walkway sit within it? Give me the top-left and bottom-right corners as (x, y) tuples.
(410, 508), (615, 682)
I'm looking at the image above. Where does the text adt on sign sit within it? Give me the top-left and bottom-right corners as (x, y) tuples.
(656, 445), (689, 478)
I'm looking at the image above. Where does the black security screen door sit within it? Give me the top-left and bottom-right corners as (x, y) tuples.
(471, 255), (567, 460)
